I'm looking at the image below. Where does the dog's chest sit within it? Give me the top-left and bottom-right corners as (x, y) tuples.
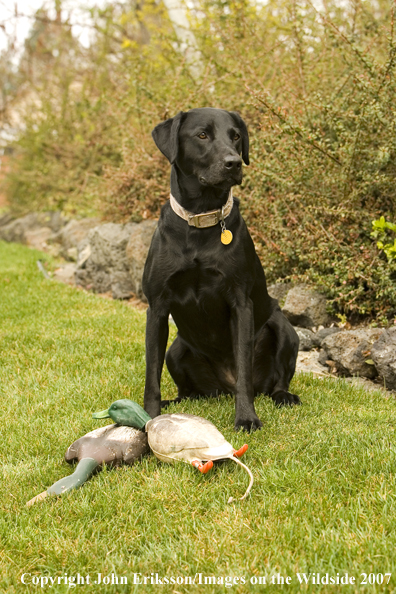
(167, 258), (234, 348)
(168, 258), (226, 301)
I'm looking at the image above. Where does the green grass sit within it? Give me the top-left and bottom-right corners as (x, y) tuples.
(1, 240), (396, 594)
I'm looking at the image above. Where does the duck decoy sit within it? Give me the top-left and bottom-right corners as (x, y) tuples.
(93, 399), (254, 503)
(26, 405), (150, 506)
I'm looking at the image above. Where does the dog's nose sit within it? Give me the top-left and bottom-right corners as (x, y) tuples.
(224, 156), (242, 171)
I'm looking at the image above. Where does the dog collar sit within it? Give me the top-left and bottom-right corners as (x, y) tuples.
(169, 189), (233, 229)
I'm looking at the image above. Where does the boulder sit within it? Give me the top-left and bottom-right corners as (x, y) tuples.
(296, 350), (329, 376)
(75, 222), (137, 299)
(25, 227), (54, 251)
(125, 220), (157, 298)
(75, 220), (157, 300)
(295, 327), (315, 351)
(0, 213), (13, 227)
(344, 376), (391, 395)
(84, 222), (136, 270)
(267, 283), (292, 305)
(50, 218), (100, 260)
(282, 284), (332, 328)
(75, 268), (112, 294)
(312, 326), (341, 347)
(318, 348), (331, 367)
(110, 270), (136, 300)
(371, 327), (396, 390)
(321, 328), (384, 379)
(53, 263), (77, 285)
(0, 212), (67, 244)
(77, 243), (92, 268)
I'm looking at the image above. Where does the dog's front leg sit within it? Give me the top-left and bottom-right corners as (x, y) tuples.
(144, 307), (169, 419)
(232, 299), (263, 432)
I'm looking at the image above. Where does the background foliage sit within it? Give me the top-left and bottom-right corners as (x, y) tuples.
(2, 0), (396, 319)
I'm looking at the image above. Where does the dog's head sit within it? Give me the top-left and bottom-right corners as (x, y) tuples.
(152, 107), (249, 188)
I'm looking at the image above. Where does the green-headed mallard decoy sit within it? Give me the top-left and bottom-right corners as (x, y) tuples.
(93, 399), (254, 503)
(26, 403), (150, 506)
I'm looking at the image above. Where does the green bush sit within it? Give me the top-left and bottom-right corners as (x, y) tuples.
(371, 216), (396, 262)
(4, 0), (396, 319)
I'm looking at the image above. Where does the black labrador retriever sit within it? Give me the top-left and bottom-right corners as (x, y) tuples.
(142, 107), (300, 431)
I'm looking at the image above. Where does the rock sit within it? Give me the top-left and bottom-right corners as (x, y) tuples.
(75, 220), (157, 300)
(86, 222), (136, 270)
(312, 326), (341, 347)
(75, 222), (137, 299)
(318, 348), (331, 367)
(66, 247), (78, 261)
(267, 283), (292, 305)
(53, 263), (77, 285)
(76, 268), (111, 293)
(371, 327), (396, 390)
(74, 268), (93, 291)
(296, 350), (329, 376)
(0, 211), (67, 244)
(295, 327), (315, 351)
(0, 211), (101, 260)
(77, 243), (92, 268)
(25, 227), (54, 251)
(0, 212), (13, 227)
(50, 218), (100, 260)
(321, 328), (384, 379)
(282, 284), (332, 328)
(110, 271), (136, 300)
(343, 376), (392, 395)
(125, 220), (157, 298)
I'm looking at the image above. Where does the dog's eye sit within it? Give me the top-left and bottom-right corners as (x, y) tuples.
(198, 132), (208, 139)
(234, 133), (240, 141)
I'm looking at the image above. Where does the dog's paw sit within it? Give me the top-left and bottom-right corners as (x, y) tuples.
(160, 397), (182, 409)
(234, 415), (263, 433)
(271, 391), (301, 407)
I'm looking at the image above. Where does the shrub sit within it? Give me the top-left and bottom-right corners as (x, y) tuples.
(371, 217), (396, 262)
(3, 0), (396, 319)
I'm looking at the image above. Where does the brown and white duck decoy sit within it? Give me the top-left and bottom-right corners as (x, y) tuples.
(93, 400), (254, 503)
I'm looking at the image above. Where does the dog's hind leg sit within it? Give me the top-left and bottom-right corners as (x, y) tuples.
(253, 308), (301, 407)
(165, 336), (230, 403)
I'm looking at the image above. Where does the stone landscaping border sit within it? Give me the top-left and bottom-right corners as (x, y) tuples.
(1, 211), (395, 394)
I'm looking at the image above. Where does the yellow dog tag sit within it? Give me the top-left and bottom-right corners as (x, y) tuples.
(221, 230), (233, 245)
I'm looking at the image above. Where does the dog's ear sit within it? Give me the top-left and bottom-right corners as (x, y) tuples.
(230, 111), (250, 165)
(152, 112), (184, 164)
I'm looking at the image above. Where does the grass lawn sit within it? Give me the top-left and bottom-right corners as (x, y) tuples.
(1, 240), (396, 594)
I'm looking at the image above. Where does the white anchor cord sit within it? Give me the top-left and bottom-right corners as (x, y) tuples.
(227, 456), (254, 504)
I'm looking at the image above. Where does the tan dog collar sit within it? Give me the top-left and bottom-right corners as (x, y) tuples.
(169, 189), (233, 229)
